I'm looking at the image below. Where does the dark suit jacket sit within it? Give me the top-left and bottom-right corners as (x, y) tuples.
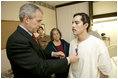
(6, 26), (68, 78)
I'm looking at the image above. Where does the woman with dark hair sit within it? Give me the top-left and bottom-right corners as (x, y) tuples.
(45, 28), (70, 78)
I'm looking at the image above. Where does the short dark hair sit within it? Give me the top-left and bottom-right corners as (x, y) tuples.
(37, 27), (44, 33)
(73, 13), (90, 32)
(50, 28), (62, 41)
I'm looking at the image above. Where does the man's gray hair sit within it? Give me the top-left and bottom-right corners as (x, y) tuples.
(19, 4), (43, 22)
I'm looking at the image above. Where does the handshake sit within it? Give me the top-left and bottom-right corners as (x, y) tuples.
(53, 51), (79, 63)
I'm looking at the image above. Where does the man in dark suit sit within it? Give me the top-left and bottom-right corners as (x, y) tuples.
(6, 4), (79, 78)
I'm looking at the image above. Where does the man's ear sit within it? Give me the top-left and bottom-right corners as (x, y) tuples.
(84, 23), (88, 29)
(23, 16), (30, 24)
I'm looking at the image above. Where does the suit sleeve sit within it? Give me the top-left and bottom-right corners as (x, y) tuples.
(43, 42), (54, 59)
(7, 38), (68, 77)
(43, 50), (52, 59)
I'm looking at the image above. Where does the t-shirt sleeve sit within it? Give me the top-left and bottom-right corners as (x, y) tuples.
(68, 41), (74, 77)
(68, 65), (73, 78)
(69, 42), (73, 55)
(97, 41), (113, 75)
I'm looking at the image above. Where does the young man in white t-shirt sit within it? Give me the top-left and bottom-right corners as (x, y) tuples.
(68, 13), (113, 78)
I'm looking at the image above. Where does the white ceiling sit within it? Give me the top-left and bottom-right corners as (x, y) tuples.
(42, 1), (73, 6)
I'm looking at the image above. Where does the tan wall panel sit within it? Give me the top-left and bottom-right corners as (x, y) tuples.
(1, 20), (20, 49)
(93, 1), (117, 15)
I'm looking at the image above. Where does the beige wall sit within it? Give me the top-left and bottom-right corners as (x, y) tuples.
(1, 1), (56, 35)
(93, 1), (117, 15)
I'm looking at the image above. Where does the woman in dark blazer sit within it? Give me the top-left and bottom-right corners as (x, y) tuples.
(45, 28), (70, 78)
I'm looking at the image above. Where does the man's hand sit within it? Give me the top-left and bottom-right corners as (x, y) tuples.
(53, 51), (65, 58)
(100, 72), (109, 78)
(50, 74), (55, 78)
(69, 53), (79, 63)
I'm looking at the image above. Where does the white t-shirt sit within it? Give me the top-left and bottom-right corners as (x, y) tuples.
(68, 35), (113, 78)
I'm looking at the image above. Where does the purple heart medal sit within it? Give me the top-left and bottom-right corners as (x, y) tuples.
(75, 45), (78, 56)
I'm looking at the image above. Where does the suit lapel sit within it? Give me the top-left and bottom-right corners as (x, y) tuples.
(17, 26), (46, 58)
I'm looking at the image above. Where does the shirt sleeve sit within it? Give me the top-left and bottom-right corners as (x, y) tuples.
(66, 57), (70, 65)
(68, 42), (73, 77)
(68, 65), (73, 78)
(69, 42), (73, 55)
(98, 42), (113, 76)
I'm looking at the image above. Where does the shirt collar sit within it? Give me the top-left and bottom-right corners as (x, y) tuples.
(19, 25), (32, 36)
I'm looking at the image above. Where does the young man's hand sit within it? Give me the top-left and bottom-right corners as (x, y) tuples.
(69, 53), (79, 63)
(100, 72), (109, 78)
